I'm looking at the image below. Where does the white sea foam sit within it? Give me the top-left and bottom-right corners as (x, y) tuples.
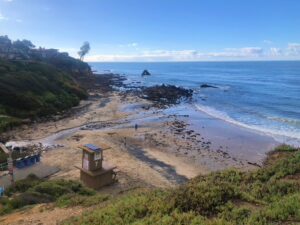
(267, 116), (300, 127)
(194, 104), (300, 147)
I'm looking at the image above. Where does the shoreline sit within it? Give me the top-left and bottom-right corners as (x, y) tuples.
(194, 103), (300, 147)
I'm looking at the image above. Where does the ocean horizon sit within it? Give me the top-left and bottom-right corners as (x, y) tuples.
(91, 61), (300, 146)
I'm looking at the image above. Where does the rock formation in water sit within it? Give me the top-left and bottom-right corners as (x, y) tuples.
(200, 84), (218, 88)
(142, 70), (151, 76)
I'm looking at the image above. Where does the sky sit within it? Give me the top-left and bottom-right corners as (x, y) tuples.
(0, 0), (300, 62)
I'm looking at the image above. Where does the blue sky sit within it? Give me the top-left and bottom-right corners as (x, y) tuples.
(0, 0), (300, 61)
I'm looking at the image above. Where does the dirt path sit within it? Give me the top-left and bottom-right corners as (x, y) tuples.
(0, 204), (85, 225)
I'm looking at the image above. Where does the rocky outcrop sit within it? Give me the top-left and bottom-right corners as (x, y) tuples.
(141, 84), (193, 107)
(142, 70), (151, 76)
(200, 84), (218, 88)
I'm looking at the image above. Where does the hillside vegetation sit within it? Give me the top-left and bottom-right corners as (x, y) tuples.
(0, 145), (299, 224)
(0, 36), (90, 132)
(61, 145), (299, 225)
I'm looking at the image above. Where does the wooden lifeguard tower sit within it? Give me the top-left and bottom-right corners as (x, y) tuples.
(78, 144), (116, 189)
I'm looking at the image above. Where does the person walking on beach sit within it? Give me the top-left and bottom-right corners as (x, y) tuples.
(135, 124), (138, 131)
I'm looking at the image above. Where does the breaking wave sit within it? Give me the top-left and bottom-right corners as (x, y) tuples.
(194, 103), (300, 147)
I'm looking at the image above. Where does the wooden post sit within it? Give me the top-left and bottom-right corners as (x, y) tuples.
(0, 143), (14, 185)
(7, 151), (14, 185)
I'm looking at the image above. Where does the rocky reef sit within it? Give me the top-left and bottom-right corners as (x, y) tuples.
(140, 84), (193, 107)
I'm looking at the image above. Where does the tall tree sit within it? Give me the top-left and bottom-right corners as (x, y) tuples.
(78, 41), (90, 61)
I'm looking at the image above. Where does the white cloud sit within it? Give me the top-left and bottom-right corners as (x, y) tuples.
(268, 43), (300, 58)
(270, 48), (282, 56)
(287, 43), (300, 56)
(3, 0), (13, 2)
(85, 50), (198, 62)
(85, 47), (266, 62)
(212, 47), (264, 58)
(69, 43), (300, 62)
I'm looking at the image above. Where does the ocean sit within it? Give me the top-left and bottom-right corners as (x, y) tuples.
(90, 61), (300, 146)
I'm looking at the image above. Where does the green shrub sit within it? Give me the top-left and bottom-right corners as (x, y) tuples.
(138, 210), (207, 225)
(219, 202), (251, 225)
(9, 191), (53, 209)
(274, 144), (298, 152)
(0, 150), (8, 165)
(29, 179), (95, 199)
(5, 174), (41, 196)
(56, 193), (109, 208)
(248, 193), (300, 224)
(1, 176), (95, 215)
(249, 180), (300, 201)
(173, 181), (239, 216)
(249, 150), (300, 182)
(0, 116), (22, 133)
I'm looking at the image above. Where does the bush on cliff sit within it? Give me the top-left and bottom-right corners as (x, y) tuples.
(0, 59), (88, 132)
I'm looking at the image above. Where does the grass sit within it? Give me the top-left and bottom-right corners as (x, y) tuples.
(62, 145), (300, 225)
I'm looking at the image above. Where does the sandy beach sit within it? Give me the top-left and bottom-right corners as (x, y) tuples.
(2, 81), (279, 191)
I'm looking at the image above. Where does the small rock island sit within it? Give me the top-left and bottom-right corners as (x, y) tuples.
(141, 69), (151, 76)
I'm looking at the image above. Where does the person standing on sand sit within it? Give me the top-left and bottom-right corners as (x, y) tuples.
(124, 137), (127, 147)
(135, 124), (138, 131)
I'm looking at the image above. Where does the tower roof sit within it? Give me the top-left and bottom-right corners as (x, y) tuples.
(84, 144), (102, 153)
